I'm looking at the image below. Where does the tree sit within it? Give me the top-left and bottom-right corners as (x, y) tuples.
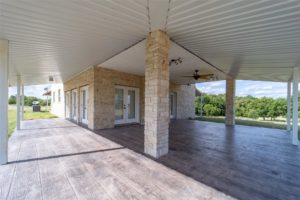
(268, 98), (287, 120)
(247, 109), (259, 119)
(195, 96), (201, 115)
(203, 104), (221, 116)
(254, 97), (273, 120)
(8, 95), (16, 104)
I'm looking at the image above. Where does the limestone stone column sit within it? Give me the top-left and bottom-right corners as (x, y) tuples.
(144, 30), (170, 158)
(225, 78), (236, 126)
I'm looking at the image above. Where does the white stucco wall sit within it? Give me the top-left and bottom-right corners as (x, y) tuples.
(50, 83), (65, 118)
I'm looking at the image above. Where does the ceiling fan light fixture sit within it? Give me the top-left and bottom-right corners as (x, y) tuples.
(169, 57), (182, 66)
(49, 76), (54, 82)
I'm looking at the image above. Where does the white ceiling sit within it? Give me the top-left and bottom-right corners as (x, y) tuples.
(1, 0), (300, 85)
(100, 39), (225, 84)
(167, 0), (300, 82)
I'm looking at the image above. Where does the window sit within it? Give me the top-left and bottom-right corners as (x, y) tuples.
(58, 89), (61, 102)
(53, 91), (55, 103)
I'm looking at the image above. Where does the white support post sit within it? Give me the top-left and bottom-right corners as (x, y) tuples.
(16, 75), (21, 130)
(287, 81), (291, 131)
(292, 67), (299, 145)
(0, 40), (9, 165)
(21, 84), (24, 121)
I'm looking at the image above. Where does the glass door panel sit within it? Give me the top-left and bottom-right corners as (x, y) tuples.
(82, 90), (86, 119)
(127, 90), (136, 119)
(72, 90), (77, 120)
(115, 88), (124, 121)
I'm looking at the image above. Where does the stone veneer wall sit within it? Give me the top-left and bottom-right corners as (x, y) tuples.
(64, 67), (95, 129)
(93, 67), (144, 129)
(170, 84), (195, 119)
(64, 67), (195, 130)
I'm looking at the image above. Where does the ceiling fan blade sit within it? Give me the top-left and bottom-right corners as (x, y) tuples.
(199, 74), (214, 78)
(182, 76), (195, 78)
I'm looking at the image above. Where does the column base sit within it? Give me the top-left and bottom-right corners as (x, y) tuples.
(145, 145), (168, 158)
(292, 138), (299, 146)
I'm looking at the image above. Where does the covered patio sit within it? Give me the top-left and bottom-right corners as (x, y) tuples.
(1, 1), (300, 199)
(97, 120), (300, 200)
(1, 118), (299, 200)
(0, 119), (233, 200)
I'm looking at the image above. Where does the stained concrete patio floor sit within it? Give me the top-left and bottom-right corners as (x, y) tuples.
(0, 119), (233, 200)
(96, 120), (300, 200)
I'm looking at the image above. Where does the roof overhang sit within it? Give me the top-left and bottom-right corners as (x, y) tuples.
(1, 0), (300, 86)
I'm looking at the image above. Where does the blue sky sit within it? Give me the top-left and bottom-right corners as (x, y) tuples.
(197, 80), (288, 99)
(9, 80), (289, 99)
(9, 85), (50, 99)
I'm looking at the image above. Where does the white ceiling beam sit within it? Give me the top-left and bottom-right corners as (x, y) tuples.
(148, 0), (170, 31)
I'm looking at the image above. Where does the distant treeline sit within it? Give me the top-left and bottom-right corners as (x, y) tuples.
(195, 94), (293, 120)
(9, 95), (50, 106)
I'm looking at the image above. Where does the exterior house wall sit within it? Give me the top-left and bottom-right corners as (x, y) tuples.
(63, 67), (195, 130)
(93, 67), (145, 129)
(170, 84), (195, 119)
(64, 67), (95, 129)
(50, 83), (65, 118)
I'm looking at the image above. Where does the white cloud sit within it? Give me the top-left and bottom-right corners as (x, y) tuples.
(196, 80), (294, 98)
(9, 84), (50, 99)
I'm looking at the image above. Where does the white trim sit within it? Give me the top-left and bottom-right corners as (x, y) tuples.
(21, 84), (24, 121)
(287, 81), (291, 131)
(80, 86), (89, 125)
(16, 75), (21, 130)
(292, 67), (299, 145)
(170, 92), (177, 119)
(65, 91), (71, 119)
(0, 39), (8, 165)
(71, 89), (78, 121)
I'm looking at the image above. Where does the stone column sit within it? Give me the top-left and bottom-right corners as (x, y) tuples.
(144, 30), (170, 158)
(292, 67), (299, 145)
(225, 78), (235, 126)
(0, 40), (8, 165)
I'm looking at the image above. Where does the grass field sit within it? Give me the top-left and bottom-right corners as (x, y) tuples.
(195, 116), (300, 138)
(8, 105), (57, 137)
(195, 116), (287, 129)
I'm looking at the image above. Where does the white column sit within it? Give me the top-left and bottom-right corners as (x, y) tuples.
(0, 40), (9, 165)
(287, 81), (291, 131)
(21, 84), (24, 120)
(292, 67), (299, 145)
(16, 75), (21, 130)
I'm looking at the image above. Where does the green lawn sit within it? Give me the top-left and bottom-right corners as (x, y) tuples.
(195, 116), (300, 138)
(8, 105), (57, 137)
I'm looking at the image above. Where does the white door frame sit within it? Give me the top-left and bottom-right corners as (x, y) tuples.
(71, 89), (78, 121)
(80, 86), (89, 125)
(170, 92), (177, 119)
(114, 85), (139, 125)
(65, 91), (71, 119)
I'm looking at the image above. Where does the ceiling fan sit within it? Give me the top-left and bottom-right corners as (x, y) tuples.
(182, 70), (215, 80)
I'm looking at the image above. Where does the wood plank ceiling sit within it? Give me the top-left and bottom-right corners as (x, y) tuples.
(1, 0), (300, 85)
